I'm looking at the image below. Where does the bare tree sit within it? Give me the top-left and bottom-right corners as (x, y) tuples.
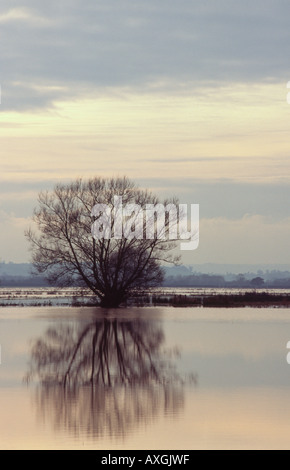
(25, 176), (180, 307)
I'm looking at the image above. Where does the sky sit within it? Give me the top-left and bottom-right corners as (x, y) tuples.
(1, 0), (290, 265)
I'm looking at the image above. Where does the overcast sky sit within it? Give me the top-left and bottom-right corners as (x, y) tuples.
(1, 0), (290, 265)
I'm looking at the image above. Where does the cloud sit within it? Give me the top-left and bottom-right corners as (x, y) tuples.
(136, 177), (290, 221)
(2, 176), (290, 222)
(0, 177), (290, 264)
(2, 209), (290, 265)
(0, 179), (64, 218)
(0, 7), (54, 25)
(0, 209), (30, 262)
(0, 8), (31, 23)
(180, 214), (290, 265)
(1, 0), (289, 110)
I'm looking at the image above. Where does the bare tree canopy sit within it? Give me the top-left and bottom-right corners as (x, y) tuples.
(26, 176), (180, 307)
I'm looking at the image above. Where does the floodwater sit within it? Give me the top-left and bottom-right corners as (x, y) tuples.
(1, 305), (290, 449)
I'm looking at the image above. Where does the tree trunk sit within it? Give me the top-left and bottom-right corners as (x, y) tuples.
(100, 291), (125, 308)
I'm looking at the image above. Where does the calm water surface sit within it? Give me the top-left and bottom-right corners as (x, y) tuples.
(1, 305), (290, 449)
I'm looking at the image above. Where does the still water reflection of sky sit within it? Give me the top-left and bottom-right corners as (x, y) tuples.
(1, 306), (290, 449)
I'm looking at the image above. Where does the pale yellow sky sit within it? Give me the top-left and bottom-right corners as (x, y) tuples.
(1, 82), (289, 183)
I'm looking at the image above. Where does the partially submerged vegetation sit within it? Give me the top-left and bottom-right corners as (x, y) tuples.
(148, 291), (290, 308)
(1, 287), (290, 308)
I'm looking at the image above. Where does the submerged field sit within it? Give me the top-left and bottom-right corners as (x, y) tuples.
(1, 287), (290, 308)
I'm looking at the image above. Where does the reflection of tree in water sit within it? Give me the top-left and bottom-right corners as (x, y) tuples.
(25, 318), (196, 440)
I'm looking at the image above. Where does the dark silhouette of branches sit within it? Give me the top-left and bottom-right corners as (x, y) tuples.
(26, 176), (180, 307)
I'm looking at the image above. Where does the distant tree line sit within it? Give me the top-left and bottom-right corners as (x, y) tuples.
(2, 272), (290, 289)
(163, 273), (290, 288)
(0, 275), (49, 287)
